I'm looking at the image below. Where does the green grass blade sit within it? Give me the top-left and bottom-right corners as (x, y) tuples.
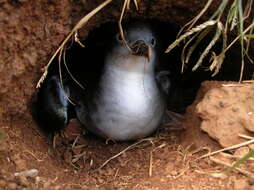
(237, 0), (245, 81)
(225, 149), (254, 174)
(245, 34), (254, 38)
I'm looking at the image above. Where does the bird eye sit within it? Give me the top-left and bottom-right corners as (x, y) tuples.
(116, 33), (123, 43)
(151, 38), (156, 46)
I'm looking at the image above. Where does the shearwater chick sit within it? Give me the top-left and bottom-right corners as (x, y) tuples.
(75, 22), (170, 141)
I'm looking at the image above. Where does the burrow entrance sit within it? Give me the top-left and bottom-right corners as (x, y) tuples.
(32, 17), (254, 176)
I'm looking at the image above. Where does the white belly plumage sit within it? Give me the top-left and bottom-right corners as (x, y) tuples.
(90, 67), (165, 141)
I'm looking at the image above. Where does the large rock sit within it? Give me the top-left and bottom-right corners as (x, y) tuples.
(196, 81), (254, 147)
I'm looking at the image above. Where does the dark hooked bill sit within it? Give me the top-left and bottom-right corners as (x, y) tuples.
(131, 41), (150, 59)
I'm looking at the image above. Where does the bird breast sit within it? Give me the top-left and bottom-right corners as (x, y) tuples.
(89, 63), (165, 141)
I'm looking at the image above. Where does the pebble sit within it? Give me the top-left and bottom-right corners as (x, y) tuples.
(234, 147), (250, 158)
(0, 179), (6, 187)
(17, 176), (29, 187)
(234, 179), (250, 190)
(13, 155), (27, 170)
(14, 169), (39, 177)
(8, 182), (18, 190)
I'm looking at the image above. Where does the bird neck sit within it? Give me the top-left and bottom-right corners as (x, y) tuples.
(105, 53), (155, 75)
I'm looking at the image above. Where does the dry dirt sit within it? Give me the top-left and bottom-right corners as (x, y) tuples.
(1, 81), (254, 190)
(1, 1), (254, 190)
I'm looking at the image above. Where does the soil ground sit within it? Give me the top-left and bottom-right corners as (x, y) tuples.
(1, 81), (254, 190)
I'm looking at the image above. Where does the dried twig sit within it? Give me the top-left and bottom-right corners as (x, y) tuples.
(23, 150), (44, 162)
(199, 138), (254, 159)
(98, 138), (154, 170)
(118, 0), (132, 52)
(149, 151), (153, 177)
(239, 134), (254, 140)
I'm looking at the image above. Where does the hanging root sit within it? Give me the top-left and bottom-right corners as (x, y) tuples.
(36, 0), (113, 89)
(36, 0), (141, 89)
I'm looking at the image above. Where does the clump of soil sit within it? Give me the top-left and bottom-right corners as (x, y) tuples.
(197, 81), (254, 147)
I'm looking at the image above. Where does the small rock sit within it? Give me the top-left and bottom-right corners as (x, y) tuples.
(43, 181), (51, 189)
(0, 179), (6, 187)
(97, 177), (104, 184)
(170, 170), (178, 176)
(248, 144), (254, 150)
(17, 176), (29, 187)
(14, 169), (39, 177)
(234, 147), (250, 158)
(8, 182), (18, 190)
(72, 147), (83, 155)
(63, 150), (72, 164)
(12, 155), (27, 170)
(234, 179), (250, 190)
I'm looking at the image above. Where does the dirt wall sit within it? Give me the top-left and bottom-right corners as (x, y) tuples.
(0, 0), (221, 121)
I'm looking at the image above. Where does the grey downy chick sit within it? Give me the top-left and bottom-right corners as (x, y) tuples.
(75, 22), (170, 141)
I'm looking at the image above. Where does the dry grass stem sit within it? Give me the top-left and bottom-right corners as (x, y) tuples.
(72, 135), (81, 149)
(225, 21), (254, 53)
(36, 0), (113, 88)
(220, 152), (254, 161)
(98, 138), (155, 170)
(74, 32), (85, 48)
(199, 138), (254, 159)
(165, 20), (217, 53)
(222, 84), (245, 87)
(242, 80), (254, 83)
(127, 0), (139, 10)
(210, 24), (227, 76)
(192, 22), (223, 71)
(72, 151), (86, 163)
(53, 133), (58, 149)
(178, 0), (214, 37)
(62, 48), (85, 91)
(114, 168), (120, 180)
(243, 0), (253, 20)
(185, 28), (211, 64)
(149, 151), (153, 177)
(147, 143), (166, 178)
(119, 0), (132, 52)
(238, 134), (254, 140)
(58, 48), (77, 106)
(180, 32), (199, 72)
(23, 150), (44, 162)
(73, 145), (87, 149)
(174, 165), (190, 179)
(210, 156), (254, 178)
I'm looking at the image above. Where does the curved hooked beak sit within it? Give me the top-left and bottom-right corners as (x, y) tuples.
(130, 40), (151, 61)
